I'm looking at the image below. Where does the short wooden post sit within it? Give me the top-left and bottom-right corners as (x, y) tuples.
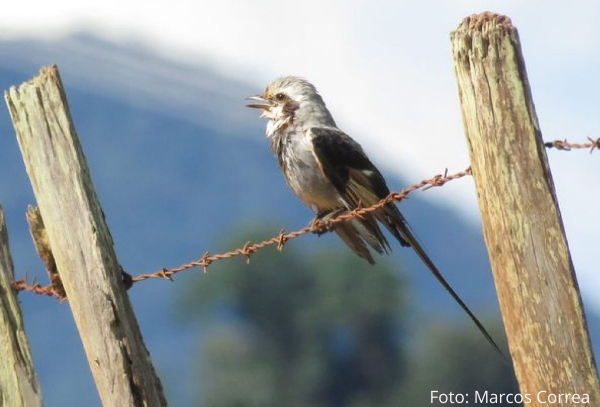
(0, 205), (43, 407)
(451, 12), (599, 405)
(4, 66), (168, 407)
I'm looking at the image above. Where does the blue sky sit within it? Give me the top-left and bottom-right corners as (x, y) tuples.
(3, 1), (599, 304)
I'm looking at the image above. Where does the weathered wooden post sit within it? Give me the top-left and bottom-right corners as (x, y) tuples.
(0, 205), (43, 407)
(451, 12), (599, 405)
(4, 66), (168, 407)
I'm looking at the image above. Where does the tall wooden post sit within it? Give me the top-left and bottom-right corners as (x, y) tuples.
(4, 66), (168, 407)
(0, 205), (43, 407)
(451, 12), (599, 405)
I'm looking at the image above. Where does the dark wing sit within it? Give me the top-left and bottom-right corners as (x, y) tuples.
(310, 127), (390, 202)
(310, 127), (503, 355)
(310, 127), (409, 247)
(308, 127), (389, 262)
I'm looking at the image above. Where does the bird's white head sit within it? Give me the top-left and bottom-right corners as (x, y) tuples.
(246, 76), (336, 137)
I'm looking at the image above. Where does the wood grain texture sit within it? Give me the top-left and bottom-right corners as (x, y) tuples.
(4, 66), (167, 407)
(451, 12), (599, 405)
(0, 205), (43, 407)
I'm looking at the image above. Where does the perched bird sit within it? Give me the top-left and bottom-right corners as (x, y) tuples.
(247, 76), (501, 353)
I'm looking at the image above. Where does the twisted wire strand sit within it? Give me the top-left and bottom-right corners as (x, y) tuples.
(544, 137), (600, 153)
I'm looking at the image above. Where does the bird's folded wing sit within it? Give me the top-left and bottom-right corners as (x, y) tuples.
(309, 127), (410, 248)
(309, 127), (391, 205)
(309, 127), (392, 253)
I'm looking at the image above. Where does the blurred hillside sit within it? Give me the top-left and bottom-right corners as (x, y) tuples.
(0, 34), (597, 406)
(177, 230), (517, 406)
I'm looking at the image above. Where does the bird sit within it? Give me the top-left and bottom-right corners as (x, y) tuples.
(247, 76), (501, 354)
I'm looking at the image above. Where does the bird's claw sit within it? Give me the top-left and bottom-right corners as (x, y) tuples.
(310, 209), (345, 235)
(310, 218), (330, 235)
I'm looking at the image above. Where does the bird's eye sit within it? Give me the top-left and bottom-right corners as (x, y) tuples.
(274, 93), (286, 102)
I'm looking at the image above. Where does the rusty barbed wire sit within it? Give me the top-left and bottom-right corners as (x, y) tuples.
(544, 137), (600, 153)
(11, 167), (473, 298)
(131, 167), (473, 282)
(11, 278), (65, 300)
(11, 137), (598, 299)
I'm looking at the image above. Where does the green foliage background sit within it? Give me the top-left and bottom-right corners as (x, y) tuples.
(177, 227), (517, 407)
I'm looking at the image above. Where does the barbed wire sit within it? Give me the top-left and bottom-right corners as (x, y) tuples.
(544, 137), (600, 153)
(11, 277), (65, 300)
(10, 138), (598, 299)
(132, 167), (472, 281)
(11, 168), (472, 298)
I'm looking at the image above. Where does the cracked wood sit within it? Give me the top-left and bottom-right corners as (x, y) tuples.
(0, 205), (43, 407)
(451, 12), (599, 406)
(4, 66), (167, 407)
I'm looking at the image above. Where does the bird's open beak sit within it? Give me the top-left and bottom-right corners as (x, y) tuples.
(245, 95), (272, 110)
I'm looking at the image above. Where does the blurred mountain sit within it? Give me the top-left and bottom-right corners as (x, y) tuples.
(176, 234), (517, 407)
(0, 34), (597, 406)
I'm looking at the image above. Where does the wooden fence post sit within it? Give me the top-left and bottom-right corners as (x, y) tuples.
(0, 205), (43, 407)
(4, 66), (168, 407)
(451, 12), (599, 405)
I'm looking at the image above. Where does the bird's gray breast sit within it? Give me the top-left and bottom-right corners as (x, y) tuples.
(273, 128), (342, 213)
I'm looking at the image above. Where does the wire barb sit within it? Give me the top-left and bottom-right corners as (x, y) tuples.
(276, 229), (288, 251)
(544, 137), (600, 153)
(159, 268), (174, 282)
(11, 279), (65, 300)
(241, 242), (255, 264)
(199, 252), (212, 273)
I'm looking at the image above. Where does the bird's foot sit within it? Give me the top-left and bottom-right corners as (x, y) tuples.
(310, 209), (345, 235)
(310, 217), (329, 235)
